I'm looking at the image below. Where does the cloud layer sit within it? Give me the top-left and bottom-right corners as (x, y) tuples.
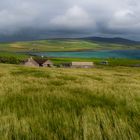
(0, 0), (140, 40)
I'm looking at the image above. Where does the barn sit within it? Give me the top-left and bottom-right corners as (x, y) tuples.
(71, 62), (94, 68)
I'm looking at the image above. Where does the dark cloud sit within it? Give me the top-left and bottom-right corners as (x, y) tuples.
(0, 0), (140, 40)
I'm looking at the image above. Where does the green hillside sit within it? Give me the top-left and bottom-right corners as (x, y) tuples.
(0, 64), (140, 139)
(0, 39), (140, 52)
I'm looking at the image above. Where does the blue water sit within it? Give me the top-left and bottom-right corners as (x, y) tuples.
(28, 50), (140, 59)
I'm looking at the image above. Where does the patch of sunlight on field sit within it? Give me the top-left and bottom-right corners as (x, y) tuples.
(0, 64), (140, 140)
(10, 43), (22, 48)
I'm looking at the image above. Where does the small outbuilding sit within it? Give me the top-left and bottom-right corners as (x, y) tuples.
(22, 57), (39, 67)
(71, 62), (94, 68)
(42, 60), (54, 67)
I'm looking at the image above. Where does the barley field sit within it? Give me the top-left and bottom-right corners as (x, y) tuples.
(0, 64), (140, 140)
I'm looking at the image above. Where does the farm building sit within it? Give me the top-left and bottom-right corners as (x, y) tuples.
(35, 59), (54, 67)
(42, 60), (54, 67)
(22, 57), (53, 67)
(62, 62), (94, 68)
(71, 62), (94, 68)
(22, 57), (39, 67)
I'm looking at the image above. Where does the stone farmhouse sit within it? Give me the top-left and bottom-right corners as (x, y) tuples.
(22, 57), (53, 67)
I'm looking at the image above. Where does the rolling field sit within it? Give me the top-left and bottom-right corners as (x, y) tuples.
(0, 64), (140, 140)
(0, 39), (140, 52)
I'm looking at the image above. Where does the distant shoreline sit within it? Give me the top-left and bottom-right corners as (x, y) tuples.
(18, 49), (140, 60)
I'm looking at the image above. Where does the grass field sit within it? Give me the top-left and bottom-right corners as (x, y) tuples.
(0, 64), (140, 140)
(0, 39), (140, 52)
(51, 57), (140, 67)
(0, 52), (28, 59)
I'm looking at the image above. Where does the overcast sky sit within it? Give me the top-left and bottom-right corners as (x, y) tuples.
(0, 0), (140, 40)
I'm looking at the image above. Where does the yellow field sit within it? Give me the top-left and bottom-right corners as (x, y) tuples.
(0, 64), (140, 140)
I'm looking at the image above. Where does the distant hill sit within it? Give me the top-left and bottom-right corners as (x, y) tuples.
(80, 37), (140, 45)
(0, 34), (140, 45)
